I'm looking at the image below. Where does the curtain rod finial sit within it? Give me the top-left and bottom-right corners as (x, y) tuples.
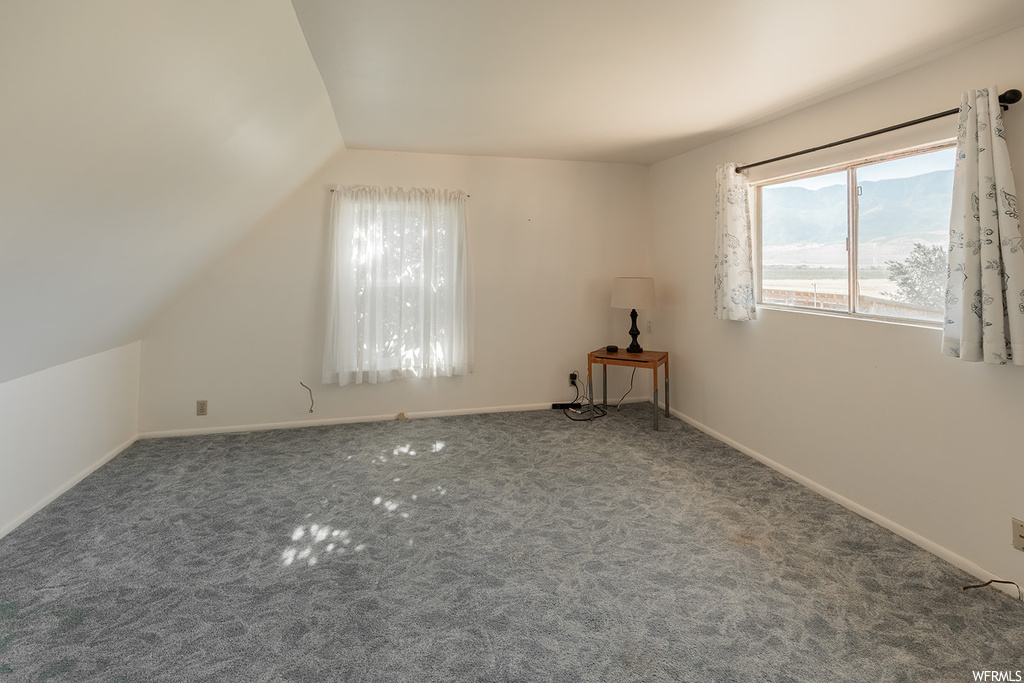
(1000, 89), (1022, 106)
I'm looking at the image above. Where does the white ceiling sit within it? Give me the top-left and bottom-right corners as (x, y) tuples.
(293, 0), (1024, 164)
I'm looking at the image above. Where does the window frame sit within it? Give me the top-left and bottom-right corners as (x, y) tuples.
(751, 139), (957, 328)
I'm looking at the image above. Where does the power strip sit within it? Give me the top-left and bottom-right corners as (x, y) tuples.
(551, 403), (583, 410)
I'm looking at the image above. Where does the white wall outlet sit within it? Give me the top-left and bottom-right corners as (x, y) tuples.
(1013, 518), (1024, 552)
(196, 399), (208, 416)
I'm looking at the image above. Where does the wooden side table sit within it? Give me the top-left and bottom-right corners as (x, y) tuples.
(587, 348), (670, 430)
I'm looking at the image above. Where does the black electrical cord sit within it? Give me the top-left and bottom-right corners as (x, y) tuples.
(561, 366), (643, 421)
(614, 368), (636, 409)
(562, 370), (607, 421)
(565, 402), (607, 421)
(960, 579), (1022, 601)
(299, 381), (314, 413)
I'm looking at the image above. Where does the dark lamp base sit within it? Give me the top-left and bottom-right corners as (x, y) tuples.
(626, 308), (643, 354)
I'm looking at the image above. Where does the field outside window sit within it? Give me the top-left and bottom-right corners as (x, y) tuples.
(757, 143), (956, 324)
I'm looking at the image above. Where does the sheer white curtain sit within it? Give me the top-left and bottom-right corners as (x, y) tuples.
(714, 163), (757, 321)
(323, 186), (470, 385)
(942, 88), (1024, 364)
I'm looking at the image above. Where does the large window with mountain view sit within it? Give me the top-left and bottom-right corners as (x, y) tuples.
(756, 142), (955, 324)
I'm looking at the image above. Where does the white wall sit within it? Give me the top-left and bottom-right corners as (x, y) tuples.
(650, 27), (1024, 588)
(139, 149), (652, 434)
(0, 342), (140, 537)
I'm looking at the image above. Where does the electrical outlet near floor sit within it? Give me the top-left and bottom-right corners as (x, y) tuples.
(569, 372), (578, 386)
(1013, 518), (1024, 552)
(196, 400), (208, 416)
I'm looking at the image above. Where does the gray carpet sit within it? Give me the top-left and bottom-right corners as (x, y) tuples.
(1, 404), (1021, 681)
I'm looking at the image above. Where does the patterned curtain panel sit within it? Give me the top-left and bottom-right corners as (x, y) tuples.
(942, 88), (1024, 364)
(714, 163), (757, 321)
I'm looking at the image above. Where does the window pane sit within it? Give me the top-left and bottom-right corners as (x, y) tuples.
(855, 148), (954, 323)
(761, 171), (849, 312)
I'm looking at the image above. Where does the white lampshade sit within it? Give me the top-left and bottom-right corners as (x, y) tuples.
(611, 277), (656, 310)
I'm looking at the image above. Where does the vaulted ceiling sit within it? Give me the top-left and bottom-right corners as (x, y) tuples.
(4, 0), (1024, 384)
(0, 1), (342, 383)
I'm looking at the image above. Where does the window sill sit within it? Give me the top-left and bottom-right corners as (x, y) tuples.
(756, 303), (943, 331)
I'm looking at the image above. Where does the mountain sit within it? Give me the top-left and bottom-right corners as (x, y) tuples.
(761, 169), (954, 247)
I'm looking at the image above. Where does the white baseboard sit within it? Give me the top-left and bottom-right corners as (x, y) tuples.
(668, 407), (1020, 600)
(141, 412), (407, 439)
(140, 396), (653, 440)
(0, 434), (138, 540)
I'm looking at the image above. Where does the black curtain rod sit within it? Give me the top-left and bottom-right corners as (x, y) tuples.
(735, 88), (1022, 174)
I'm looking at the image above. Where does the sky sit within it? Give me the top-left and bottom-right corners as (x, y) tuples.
(779, 146), (956, 190)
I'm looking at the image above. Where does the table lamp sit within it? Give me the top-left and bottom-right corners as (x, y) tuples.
(611, 277), (655, 353)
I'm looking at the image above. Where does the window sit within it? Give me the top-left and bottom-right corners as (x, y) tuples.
(756, 142), (956, 324)
(322, 186), (470, 386)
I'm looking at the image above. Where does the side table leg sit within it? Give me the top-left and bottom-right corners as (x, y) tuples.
(587, 363), (593, 421)
(664, 357), (670, 418)
(653, 387), (659, 430)
(602, 365), (607, 408)
(652, 365), (659, 431)
(665, 375), (670, 417)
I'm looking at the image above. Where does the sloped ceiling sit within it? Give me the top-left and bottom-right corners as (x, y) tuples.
(0, 1), (342, 383)
(293, 0), (1024, 164)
